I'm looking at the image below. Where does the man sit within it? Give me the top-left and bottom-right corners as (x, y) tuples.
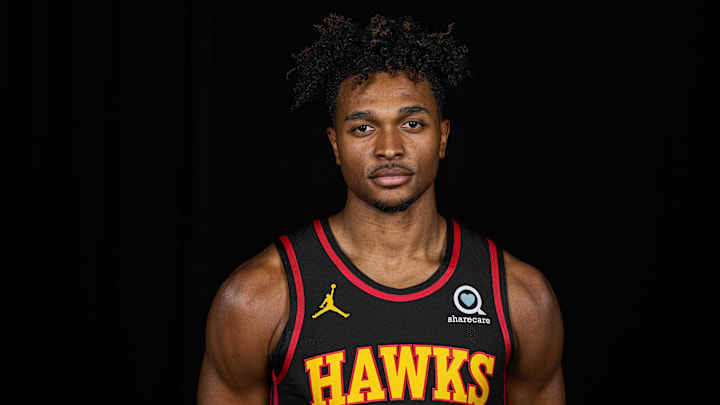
(198, 14), (564, 404)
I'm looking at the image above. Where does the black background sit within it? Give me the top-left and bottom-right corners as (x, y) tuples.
(15, 0), (715, 403)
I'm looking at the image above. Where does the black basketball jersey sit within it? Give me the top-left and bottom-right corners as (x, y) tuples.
(270, 218), (514, 405)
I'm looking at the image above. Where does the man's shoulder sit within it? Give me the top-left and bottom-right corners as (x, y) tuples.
(213, 243), (287, 313)
(501, 252), (565, 398)
(201, 244), (290, 398)
(204, 243), (289, 360)
(216, 217), (319, 304)
(502, 250), (563, 367)
(502, 251), (560, 320)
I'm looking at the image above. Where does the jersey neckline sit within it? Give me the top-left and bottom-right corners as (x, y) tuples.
(313, 217), (462, 302)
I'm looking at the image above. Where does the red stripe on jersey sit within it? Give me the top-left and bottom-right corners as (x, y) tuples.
(271, 370), (278, 405)
(276, 235), (305, 384)
(488, 238), (511, 404)
(313, 219), (461, 302)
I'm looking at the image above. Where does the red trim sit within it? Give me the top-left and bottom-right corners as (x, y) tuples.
(275, 235), (305, 384)
(271, 370), (278, 405)
(488, 238), (511, 404)
(313, 219), (461, 303)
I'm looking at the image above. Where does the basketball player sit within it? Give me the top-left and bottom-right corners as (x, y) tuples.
(198, 14), (564, 404)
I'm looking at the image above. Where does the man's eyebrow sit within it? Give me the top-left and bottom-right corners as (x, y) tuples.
(344, 106), (431, 121)
(344, 110), (375, 121)
(398, 105), (431, 115)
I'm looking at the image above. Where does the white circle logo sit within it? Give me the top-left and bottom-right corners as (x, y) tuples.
(453, 285), (487, 315)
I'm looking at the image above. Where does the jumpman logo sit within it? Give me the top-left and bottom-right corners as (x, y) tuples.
(312, 283), (350, 319)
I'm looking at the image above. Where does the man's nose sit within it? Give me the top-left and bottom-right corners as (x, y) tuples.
(374, 128), (405, 160)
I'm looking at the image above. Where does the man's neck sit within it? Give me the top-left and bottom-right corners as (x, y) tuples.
(328, 186), (447, 266)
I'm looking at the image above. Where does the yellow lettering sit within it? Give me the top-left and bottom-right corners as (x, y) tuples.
(305, 345), (497, 404)
(432, 347), (469, 403)
(467, 352), (496, 405)
(378, 344), (432, 400)
(304, 350), (347, 405)
(346, 347), (386, 403)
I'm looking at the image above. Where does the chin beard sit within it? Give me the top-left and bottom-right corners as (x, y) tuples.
(373, 196), (417, 213)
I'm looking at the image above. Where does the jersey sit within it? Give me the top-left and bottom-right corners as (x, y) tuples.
(270, 217), (514, 405)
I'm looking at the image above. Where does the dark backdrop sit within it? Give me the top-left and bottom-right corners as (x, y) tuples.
(16, 0), (715, 403)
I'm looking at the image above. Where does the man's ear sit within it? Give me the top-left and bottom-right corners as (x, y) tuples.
(327, 127), (341, 165)
(439, 119), (450, 159)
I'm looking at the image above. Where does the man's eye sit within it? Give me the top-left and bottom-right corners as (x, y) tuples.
(404, 121), (423, 129)
(353, 124), (374, 134)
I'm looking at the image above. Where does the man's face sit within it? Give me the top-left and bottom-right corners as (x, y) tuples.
(327, 72), (450, 213)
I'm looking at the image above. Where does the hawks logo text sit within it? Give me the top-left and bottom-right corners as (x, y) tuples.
(304, 344), (496, 405)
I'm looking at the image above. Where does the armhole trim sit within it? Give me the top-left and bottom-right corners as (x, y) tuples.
(273, 235), (306, 385)
(488, 239), (514, 386)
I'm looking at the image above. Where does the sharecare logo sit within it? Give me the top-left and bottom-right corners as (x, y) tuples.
(453, 285), (486, 315)
(449, 285), (491, 324)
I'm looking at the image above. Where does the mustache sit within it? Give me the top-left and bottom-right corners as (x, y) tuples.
(368, 163), (416, 177)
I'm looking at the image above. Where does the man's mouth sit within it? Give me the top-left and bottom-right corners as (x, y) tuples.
(369, 166), (414, 187)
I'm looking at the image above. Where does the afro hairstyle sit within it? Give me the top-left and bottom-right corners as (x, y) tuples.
(286, 13), (472, 122)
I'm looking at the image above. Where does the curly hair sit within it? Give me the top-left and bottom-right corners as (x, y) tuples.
(286, 13), (472, 121)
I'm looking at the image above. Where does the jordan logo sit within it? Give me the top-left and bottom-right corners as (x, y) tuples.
(312, 283), (350, 319)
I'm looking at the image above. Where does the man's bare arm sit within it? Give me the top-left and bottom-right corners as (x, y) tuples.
(504, 251), (565, 404)
(197, 245), (288, 405)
